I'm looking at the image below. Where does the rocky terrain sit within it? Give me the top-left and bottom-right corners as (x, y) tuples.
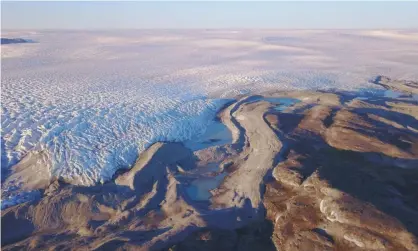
(2, 76), (418, 250)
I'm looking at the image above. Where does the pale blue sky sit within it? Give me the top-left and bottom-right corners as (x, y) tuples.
(2, 1), (418, 30)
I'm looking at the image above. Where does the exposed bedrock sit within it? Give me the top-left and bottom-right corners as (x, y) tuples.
(372, 75), (418, 95)
(2, 82), (418, 250)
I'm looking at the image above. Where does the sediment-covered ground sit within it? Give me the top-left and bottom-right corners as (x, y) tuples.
(2, 77), (417, 250)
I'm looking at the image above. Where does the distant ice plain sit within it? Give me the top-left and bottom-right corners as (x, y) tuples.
(2, 30), (418, 200)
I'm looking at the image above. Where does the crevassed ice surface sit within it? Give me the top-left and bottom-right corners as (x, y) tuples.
(2, 30), (418, 193)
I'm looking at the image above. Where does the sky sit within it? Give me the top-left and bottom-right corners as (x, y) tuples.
(2, 1), (418, 30)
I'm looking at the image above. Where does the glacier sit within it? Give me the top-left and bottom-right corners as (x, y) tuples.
(2, 30), (418, 207)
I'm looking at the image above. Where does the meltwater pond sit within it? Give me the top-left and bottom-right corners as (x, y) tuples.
(355, 88), (418, 101)
(184, 120), (233, 151)
(265, 97), (301, 111)
(185, 172), (227, 201)
(243, 96), (301, 111)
